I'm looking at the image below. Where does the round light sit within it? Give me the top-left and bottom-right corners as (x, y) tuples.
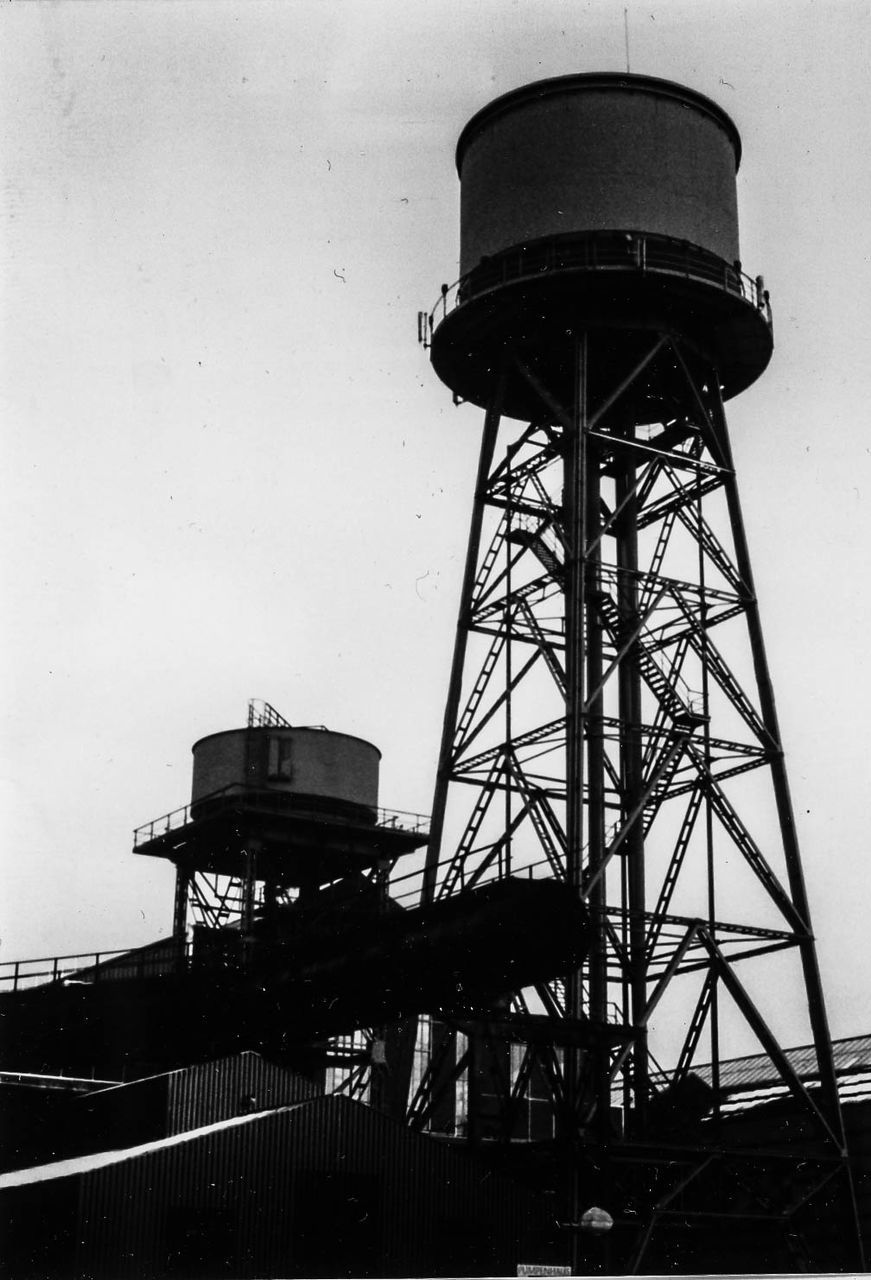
(580, 1207), (614, 1236)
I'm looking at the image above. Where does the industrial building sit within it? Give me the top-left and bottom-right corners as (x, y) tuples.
(0, 1056), (559, 1278)
(1, 71), (868, 1276)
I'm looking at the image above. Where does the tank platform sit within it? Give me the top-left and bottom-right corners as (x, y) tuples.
(133, 786), (429, 886)
(428, 231), (773, 421)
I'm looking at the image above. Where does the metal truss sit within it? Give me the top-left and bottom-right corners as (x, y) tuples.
(415, 332), (864, 1272)
(173, 866), (302, 940)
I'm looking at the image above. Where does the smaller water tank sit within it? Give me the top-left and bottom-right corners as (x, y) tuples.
(191, 727), (380, 824)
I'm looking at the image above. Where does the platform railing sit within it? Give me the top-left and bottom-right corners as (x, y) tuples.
(0, 943), (192, 993)
(133, 784), (430, 849)
(133, 798), (198, 847)
(420, 230), (772, 345)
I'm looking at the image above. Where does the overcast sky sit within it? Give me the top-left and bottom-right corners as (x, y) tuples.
(2, 0), (870, 1045)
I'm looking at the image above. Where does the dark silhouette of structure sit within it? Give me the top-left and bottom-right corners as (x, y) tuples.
(0, 74), (866, 1279)
(409, 72), (864, 1272)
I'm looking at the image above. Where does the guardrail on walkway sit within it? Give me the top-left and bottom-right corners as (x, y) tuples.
(419, 230), (772, 346)
(133, 784), (430, 849)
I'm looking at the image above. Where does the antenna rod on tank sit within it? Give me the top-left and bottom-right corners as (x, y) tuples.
(624, 8), (631, 72)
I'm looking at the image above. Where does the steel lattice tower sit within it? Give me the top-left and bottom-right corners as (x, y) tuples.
(412, 74), (862, 1273)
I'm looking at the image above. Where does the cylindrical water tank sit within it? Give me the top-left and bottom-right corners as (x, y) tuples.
(456, 73), (742, 276)
(191, 727), (380, 824)
(430, 72), (772, 416)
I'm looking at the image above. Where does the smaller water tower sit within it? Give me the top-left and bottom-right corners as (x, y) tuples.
(134, 700), (428, 944)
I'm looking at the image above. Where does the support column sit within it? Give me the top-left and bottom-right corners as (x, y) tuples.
(240, 843), (259, 961)
(565, 336), (599, 1043)
(172, 863), (189, 970)
(563, 336), (594, 1275)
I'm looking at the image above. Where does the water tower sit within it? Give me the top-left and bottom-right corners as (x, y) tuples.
(134, 700), (428, 945)
(416, 74), (861, 1272)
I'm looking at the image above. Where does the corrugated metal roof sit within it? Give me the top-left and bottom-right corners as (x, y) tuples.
(0, 1093), (553, 1278)
(75, 1093), (548, 1277)
(645, 1034), (871, 1121)
(167, 1049), (318, 1133)
(0, 1101), (312, 1188)
(48, 1050), (321, 1166)
(716, 1068), (871, 1118)
(690, 1033), (871, 1092)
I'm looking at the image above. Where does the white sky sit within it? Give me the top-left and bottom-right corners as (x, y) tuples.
(1, 0), (870, 1044)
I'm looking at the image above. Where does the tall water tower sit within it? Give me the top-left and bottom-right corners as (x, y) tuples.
(417, 74), (861, 1272)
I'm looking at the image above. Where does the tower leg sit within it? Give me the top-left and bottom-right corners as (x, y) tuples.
(423, 377), (505, 905)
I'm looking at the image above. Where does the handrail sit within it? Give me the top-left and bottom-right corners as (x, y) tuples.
(420, 230), (772, 346)
(0, 942), (192, 993)
(247, 698), (293, 729)
(133, 784), (430, 848)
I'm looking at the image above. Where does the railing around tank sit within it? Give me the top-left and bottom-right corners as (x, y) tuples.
(133, 798), (199, 847)
(419, 230), (772, 347)
(247, 698), (293, 729)
(373, 806), (430, 835)
(133, 784), (430, 849)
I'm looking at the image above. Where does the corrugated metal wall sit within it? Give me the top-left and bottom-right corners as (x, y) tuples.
(167, 1051), (319, 1134)
(74, 1074), (170, 1158)
(72, 1095), (554, 1278)
(66, 1053), (319, 1160)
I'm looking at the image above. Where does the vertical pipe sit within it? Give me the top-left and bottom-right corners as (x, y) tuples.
(564, 335), (589, 948)
(615, 446), (648, 1134)
(505, 455), (513, 878)
(368, 857), (393, 1116)
(262, 879), (279, 932)
(565, 336), (612, 1268)
(563, 335), (590, 1274)
(584, 456), (614, 1275)
(584, 459), (608, 1033)
(173, 864), (189, 971)
(241, 844), (258, 949)
(696, 470), (720, 1117)
(621, 846), (632, 1119)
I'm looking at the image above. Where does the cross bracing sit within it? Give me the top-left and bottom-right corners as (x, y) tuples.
(411, 331), (863, 1271)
